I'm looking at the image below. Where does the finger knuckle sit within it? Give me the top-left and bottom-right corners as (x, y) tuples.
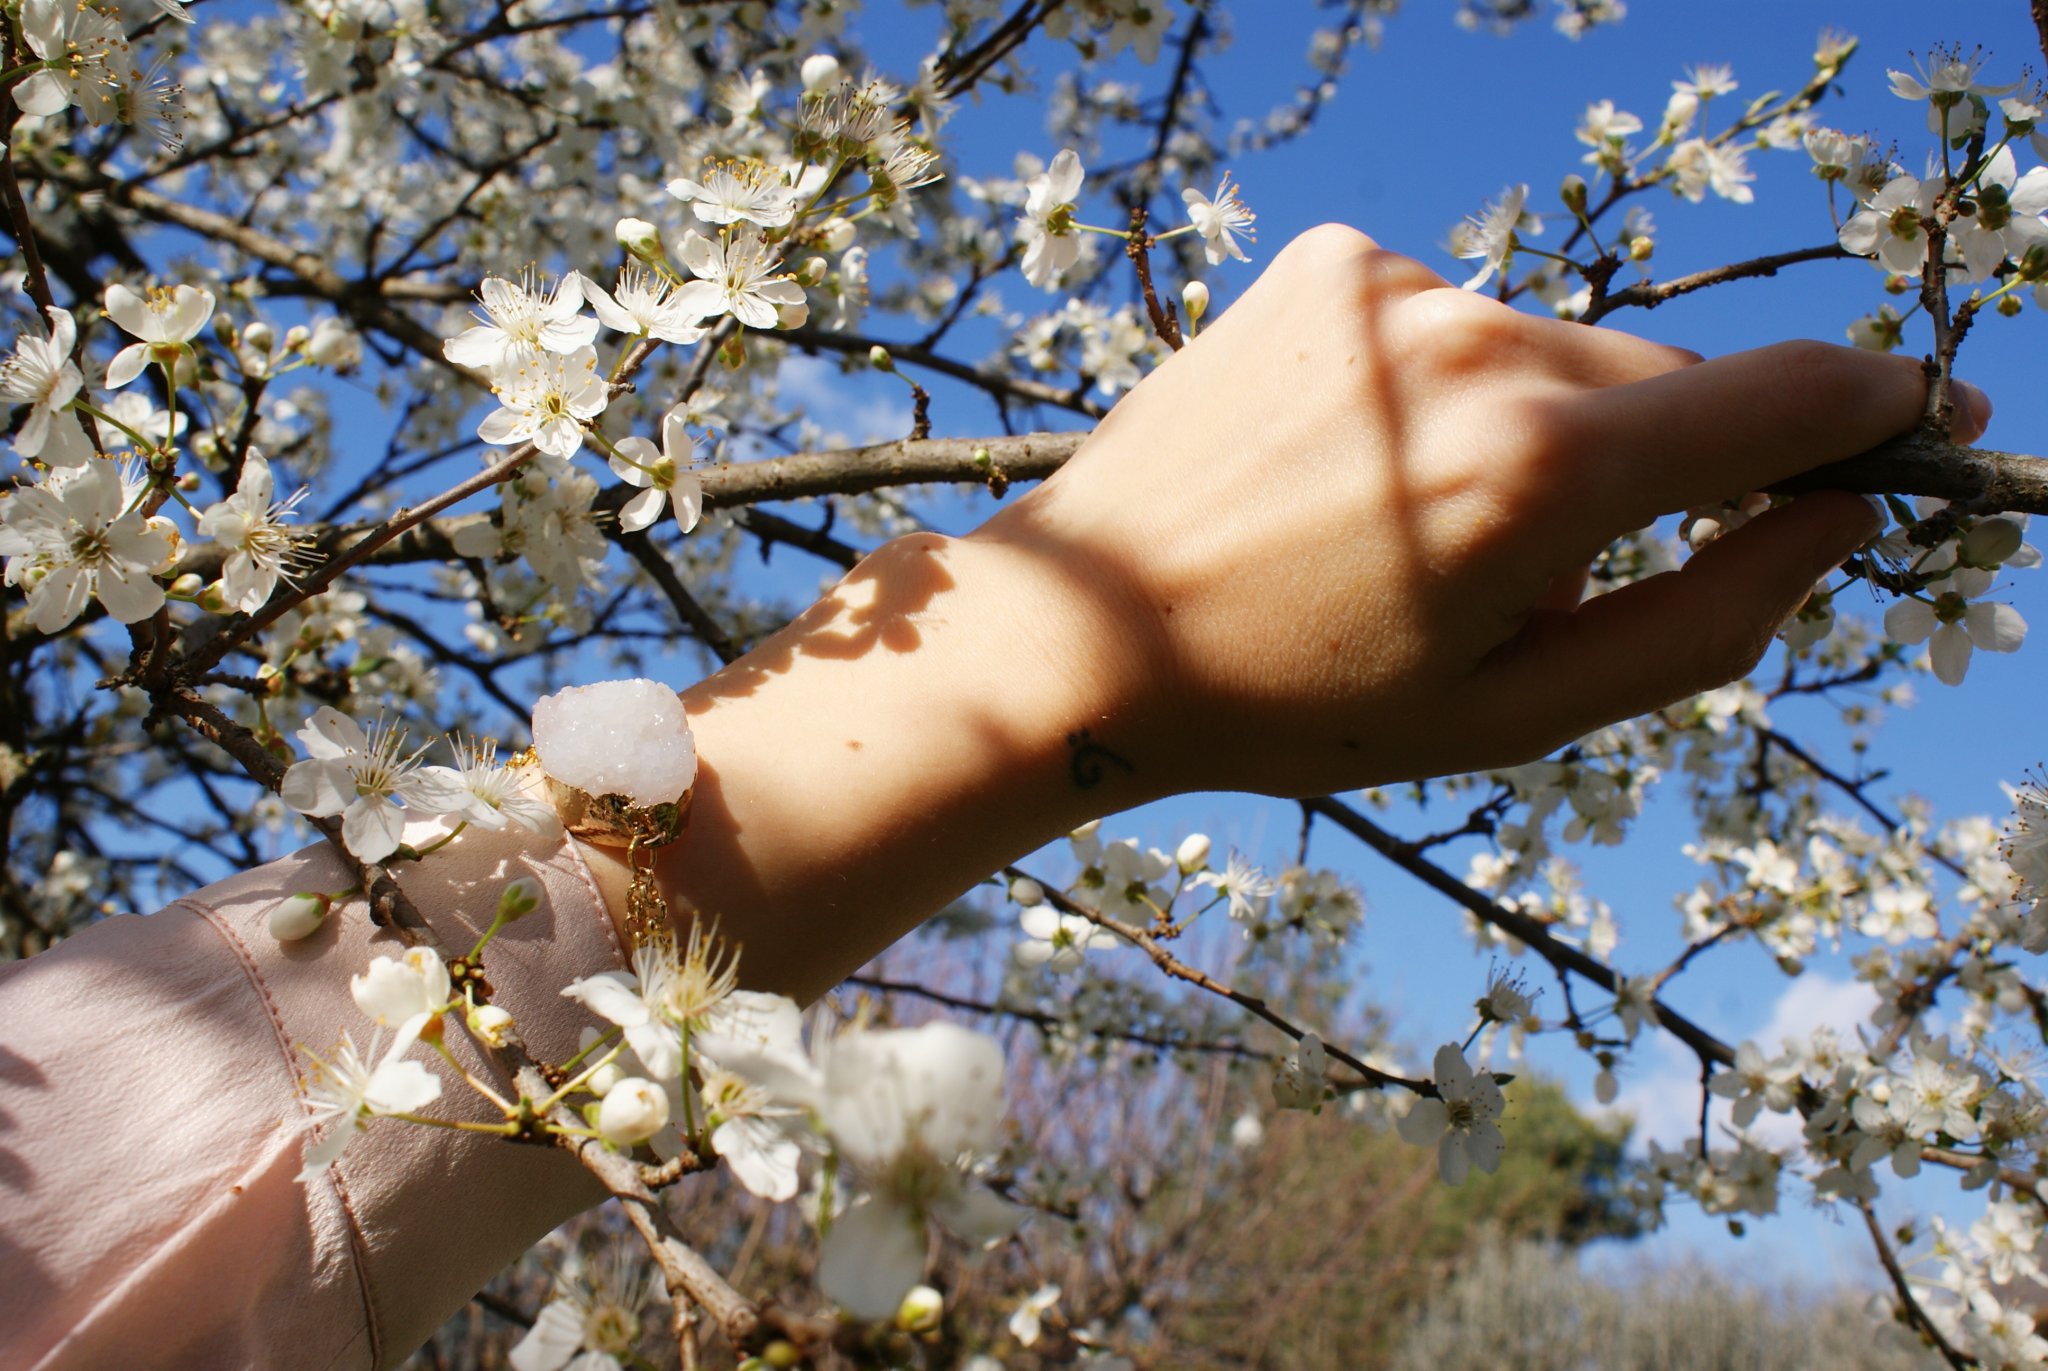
(1282, 222), (1379, 268)
(1396, 288), (1529, 378)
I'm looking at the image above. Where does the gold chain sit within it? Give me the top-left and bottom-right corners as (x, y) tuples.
(623, 833), (671, 947)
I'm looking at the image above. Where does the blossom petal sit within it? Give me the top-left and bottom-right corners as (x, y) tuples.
(561, 970), (652, 1029)
(280, 757), (351, 818)
(1966, 601), (2027, 653)
(1929, 623), (1973, 686)
(817, 1199), (926, 1321)
(1396, 1097), (1448, 1148)
(508, 1299), (586, 1371)
(341, 796), (406, 864)
(104, 343), (151, 390)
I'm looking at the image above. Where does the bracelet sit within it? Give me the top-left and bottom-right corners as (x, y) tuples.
(530, 679), (697, 946)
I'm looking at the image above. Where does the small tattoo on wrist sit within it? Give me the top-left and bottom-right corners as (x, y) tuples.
(1067, 727), (1134, 790)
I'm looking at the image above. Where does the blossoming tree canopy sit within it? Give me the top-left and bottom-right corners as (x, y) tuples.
(6, 0), (2048, 1366)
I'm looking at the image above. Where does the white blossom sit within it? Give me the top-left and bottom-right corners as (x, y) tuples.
(1449, 184), (1534, 291)
(103, 283), (214, 389)
(443, 271), (599, 374)
(607, 406), (703, 534)
(1181, 171), (1255, 265)
(1396, 1042), (1508, 1184)
(477, 346), (609, 459)
(195, 451), (308, 613)
(1018, 149), (1086, 289)
(672, 227), (807, 330)
(0, 305), (90, 465)
(1015, 903), (1118, 972)
(412, 736), (555, 832)
(1884, 583), (2026, 686)
(297, 1029), (442, 1181)
(278, 708), (453, 864)
(0, 455), (172, 631)
(581, 265), (711, 346)
(509, 1249), (665, 1371)
(14, 0), (129, 126)
(667, 159), (801, 228)
(350, 947), (450, 1050)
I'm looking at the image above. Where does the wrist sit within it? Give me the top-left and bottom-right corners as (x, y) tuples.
(581, 527), (1166, 1001)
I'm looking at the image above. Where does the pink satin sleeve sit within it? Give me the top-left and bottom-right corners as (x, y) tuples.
(0, 821), (631, 1371)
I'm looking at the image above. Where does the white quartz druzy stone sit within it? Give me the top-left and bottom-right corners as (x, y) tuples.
(531, 678), (697, 807)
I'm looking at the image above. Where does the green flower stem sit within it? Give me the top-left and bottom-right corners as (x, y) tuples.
(678, 1020), (698, 1142)
(816, 1151), (839, 1240)
(1516, 245), (1587, 273)
(431, 1033), (515, 1113)
(391, 1112), (519, 1135)
(405, 821), (469, 861)
(536, 1041), (628, 1113)
(70, 401), (160, 464)
(554, 1023), (621, 1074)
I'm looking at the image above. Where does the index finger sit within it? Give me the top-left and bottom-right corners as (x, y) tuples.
(1552, 340), (1932, 529)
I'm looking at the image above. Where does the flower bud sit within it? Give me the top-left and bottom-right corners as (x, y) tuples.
(176, 471), (201, 492)
(467, 1003), (515, 1047)
(1560, 173), (1588, 214)
(497, 876), (542, 921)
(168, 572), (204, 598)
(1008, 876), (1044, 906)
(1181, 279), (1209, 323)
(597, 1077), (670, 1145)
(868, 344), (895, 371)
(1628, 235), (1654, 262)
(1998, 292), (2025, 317)
(199, 582), (231, 614)
(1883, 272), (1911, 295)
(762, 1342), (803, 1370)
(615, 216), (665, 262)
(282, 324), (310, 350)
(800, 52), (842, 92)
(242, 320), (274, 356)
(1175, 832), (1211, 871)
(797, 256), (829, 286)
(775, 299), (809, 329)
(270, 892), (331, 942)
(819, 216), (857, 253)
(1961, 516), (2024, 567)
(1594, 1068), (1618, 1104)
(896, 1284), (944, 1332)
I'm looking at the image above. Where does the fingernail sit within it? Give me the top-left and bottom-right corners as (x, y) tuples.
(1954, 379), (1993, 433)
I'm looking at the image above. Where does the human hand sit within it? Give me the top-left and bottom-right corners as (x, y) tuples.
(971, 224), (1986, 799)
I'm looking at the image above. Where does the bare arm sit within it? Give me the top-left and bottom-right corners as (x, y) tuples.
(584, 224), (1974, 1000)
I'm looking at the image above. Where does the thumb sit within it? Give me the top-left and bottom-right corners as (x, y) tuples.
(1475, 492), (1880, 748)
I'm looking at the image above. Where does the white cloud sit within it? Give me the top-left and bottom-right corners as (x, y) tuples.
(770, 353), (912, 449)
(1602, 972), (1878, 1154)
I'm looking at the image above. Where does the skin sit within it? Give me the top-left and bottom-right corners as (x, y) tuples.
(580, 224), (1991, 1002)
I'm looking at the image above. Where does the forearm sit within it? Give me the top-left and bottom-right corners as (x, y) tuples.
(580, 524), (1165, 1001)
